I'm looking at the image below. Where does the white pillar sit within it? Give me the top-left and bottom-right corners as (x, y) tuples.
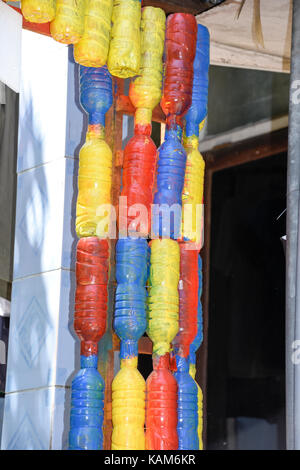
(1, 30), (82, 450)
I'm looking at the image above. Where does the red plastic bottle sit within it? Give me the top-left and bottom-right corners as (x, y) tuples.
(145, 353), (178, 450)
(160, 13), (197, 129)
(119, 121), (157, 237)
(74, 237), (109, 357)
(173, 243), (198, 358)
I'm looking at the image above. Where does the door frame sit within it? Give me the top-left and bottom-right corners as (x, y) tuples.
(198, 127), (288, 447)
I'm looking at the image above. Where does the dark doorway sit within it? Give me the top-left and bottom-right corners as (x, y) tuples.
(206, 151), (286, 450)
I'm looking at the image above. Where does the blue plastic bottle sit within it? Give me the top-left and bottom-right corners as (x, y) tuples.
(79, 65), (113, 126)
(114, 238), (148, 358)
(152, 128), (187, 239)
(69, 355), (105, 450)
(184, 25), (210, 137)
(174, 355), (199, 450)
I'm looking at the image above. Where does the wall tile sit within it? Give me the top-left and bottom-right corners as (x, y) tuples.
(1, 387), (54, 450)
(55, 269), (78, 388)
(17, 30), (68, 173)
(13, 159), (66, 279)
(6, 270), (75, 393)
(51, 386), (70, 450)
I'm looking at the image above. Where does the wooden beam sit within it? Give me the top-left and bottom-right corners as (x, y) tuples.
(204, 127), (288, 172)
(8, 6), (52, 37)
(203, 128), (288, 171)
(142, 0), (226, 15)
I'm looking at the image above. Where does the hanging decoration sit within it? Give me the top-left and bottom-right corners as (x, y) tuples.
(68, 65), (113, 450)
(152, 13), (197, 240)
(120, 6), (165, 237)
(172, 243), (199, 450)
(182, 24), (210, 246)
(69, 237), (109, 449)
(112, 238), (148, 450)
(18, 0), (211, 451)
(145, 239), (180, 449)
(76, 65), (113, 239)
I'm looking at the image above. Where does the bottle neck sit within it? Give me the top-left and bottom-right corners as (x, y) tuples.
(120, 356), (138, 369)
(120, 340), (138, 360)
(153, 353), (170, 370)
(183, 133), (199, 150)
(134, 109), (152, 136)
(166, 115), (177, 131)
(80, 354), (98, 369)
(86, 124), (105, 140)
(175, 355), (189, 372)
(134, 122), (152, 136)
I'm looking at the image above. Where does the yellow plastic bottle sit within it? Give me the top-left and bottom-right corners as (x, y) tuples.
(181, 133), (205, 246)
(107, 0), (141, 78)
(147, 239), (180, 356)
(50, 0), (85, 45)
(189, 362), (203, 450)
(21, 0), (56, 23)
(73, 0), (113, 67)
(112, 357), (145, 450)
(76, 125), (112, 239)
(129, 6), (166, 125)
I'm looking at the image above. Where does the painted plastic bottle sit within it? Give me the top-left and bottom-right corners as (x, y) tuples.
(50, 0), (85, 44)
(120, 125), (157, 237)
(147, 239), (180, 357)
(107, 0), (142, 78)
(182, 25), (210, 245)
(160, 13), (197, 129)
(73, 0), (113, 67)
(174, 355), (199, 450)
(74, 237), (109, 357)
(119, 7), (165, 237)
(76, 66), (113, 239)
(112, 356), (145, 450)
(69, 355), (105, 450)
(184, 25), (210, 137)
(21, 0), (56, 23)
(114, 238), (148, 359)
(146, 353), (178, 450)
(152, 127), (187, 239)
(129, 6), (166, 124)
(173, 243), (198, 357)
(181, 134), (205, 246)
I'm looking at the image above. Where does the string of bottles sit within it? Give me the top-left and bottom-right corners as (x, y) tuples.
(68, 65), (113, 450)
(182, 24), (210, 247)
(112, 6), (165, 451)
(20, 0), (210, 451)
(181, 24), (210, 449)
